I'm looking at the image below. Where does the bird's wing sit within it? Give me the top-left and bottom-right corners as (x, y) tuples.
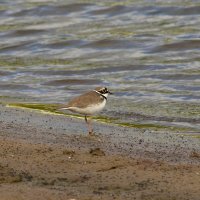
(65, 91), (103, 108)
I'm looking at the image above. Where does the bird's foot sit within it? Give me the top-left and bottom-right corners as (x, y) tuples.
(88, 131), (95, 136)
(88, 131), (102, 141)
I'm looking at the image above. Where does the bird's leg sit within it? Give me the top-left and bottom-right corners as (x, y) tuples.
(88, 118), (94, 135)
(85, 115), (93, 135)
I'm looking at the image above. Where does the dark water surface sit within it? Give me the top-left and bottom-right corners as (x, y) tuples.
(0, 0), (200, 133)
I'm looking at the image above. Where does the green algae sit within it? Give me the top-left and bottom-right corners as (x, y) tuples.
(7, 103), (199, 133)
(9, 103), (59, 113)
(91, 115), (180, 132)
(115, 122), (197, 132)
(183, 134), (200, 139)
(7, 103), (83, 119)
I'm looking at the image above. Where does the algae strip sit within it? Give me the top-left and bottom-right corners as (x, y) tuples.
(5, 103), (198, 133)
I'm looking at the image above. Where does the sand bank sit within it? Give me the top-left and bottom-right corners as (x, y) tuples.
(0, 104), (199, 200)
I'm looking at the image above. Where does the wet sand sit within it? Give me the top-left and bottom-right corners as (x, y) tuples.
(0, 104), (200, 200)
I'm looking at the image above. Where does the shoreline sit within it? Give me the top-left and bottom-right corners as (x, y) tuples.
(0, 104), (200, 199)
(1, 104), (199, 164)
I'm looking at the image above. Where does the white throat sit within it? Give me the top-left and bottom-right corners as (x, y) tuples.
(94, 90), (108, 99)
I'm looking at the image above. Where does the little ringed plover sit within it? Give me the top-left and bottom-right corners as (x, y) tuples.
(61, 87), (112, 135)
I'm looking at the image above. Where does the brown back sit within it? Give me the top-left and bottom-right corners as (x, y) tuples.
(65, 91), (104, 108)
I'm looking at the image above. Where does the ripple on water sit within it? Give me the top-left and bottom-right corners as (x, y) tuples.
(0, 1), (200, 133)
(89, 5), (134, 16)
(0, 83), (31, 90)
(82, 39), (139, 49)
(44, 40), (86, 49)
(7, 29), (47, 37)
(12, 3), (94, 17)
(42, 79), (104, 86)
(152, 40), (200, 53)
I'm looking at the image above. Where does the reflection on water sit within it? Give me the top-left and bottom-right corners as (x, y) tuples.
(0, 0), (200, 133)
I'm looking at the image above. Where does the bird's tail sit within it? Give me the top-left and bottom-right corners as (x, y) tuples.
(58, 104), (70, 110)
(60, 107), (70, 110)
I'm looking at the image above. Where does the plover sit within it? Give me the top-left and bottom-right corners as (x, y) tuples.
(61, 87), (112, 135)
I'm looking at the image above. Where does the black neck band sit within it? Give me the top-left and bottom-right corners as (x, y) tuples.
(100, 93), (107, 100)
(94, 90), (107, 100)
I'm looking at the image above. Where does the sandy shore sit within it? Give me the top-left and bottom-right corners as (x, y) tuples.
(0, 104), (200, 200)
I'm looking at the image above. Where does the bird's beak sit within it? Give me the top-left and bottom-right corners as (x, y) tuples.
(108, 91), (113, 95)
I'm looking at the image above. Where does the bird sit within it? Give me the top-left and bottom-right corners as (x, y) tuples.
(60, 87), (112, 135)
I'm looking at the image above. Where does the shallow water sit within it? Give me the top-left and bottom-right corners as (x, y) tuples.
(0, 0), (200, 133)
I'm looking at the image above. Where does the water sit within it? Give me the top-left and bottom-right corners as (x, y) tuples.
(0, 0), (200, 133)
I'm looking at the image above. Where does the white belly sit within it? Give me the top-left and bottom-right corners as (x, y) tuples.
(67, 100), (106, 115)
